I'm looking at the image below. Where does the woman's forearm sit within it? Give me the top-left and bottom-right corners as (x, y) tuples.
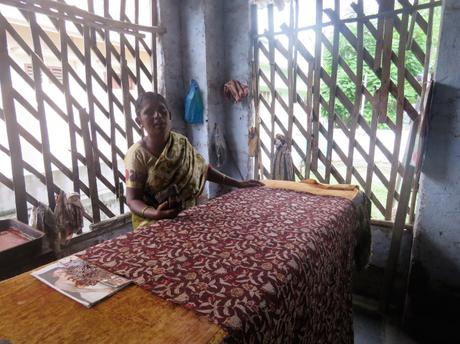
(127, 199), (157, 218)
(206, 165), (241, 187)
(126, 187), (180, 221)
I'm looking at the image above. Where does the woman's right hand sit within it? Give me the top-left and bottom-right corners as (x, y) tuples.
(150, 201), (181, 220)
(126, 187), (180, 221)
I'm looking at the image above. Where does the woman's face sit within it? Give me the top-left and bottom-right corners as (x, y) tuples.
(137, 98), (171, 136)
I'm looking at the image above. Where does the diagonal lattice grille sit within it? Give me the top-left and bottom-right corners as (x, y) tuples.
(0, 0), (160, 228)
(252, 0), (440, 220)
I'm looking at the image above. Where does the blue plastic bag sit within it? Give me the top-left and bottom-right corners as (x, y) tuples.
(184, 79), (204, 124)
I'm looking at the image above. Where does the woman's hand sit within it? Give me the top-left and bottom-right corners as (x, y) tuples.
(237, 180), (264, 188)
(206, 166), (264, 188)
(148, 201), (181, 220)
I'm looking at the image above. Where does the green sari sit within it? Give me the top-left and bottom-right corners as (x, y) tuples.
(124, 131), (208, 230)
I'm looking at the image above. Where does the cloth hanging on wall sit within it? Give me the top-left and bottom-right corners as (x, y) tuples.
(184, 79), (204, 124)
(30, 203), (60, 254)
(223, 80), (249, 103)
(54, 191), (84, 246)
(272, 134), (295, 181)
(248, 127), (259, 157)
(211, 123), (228, 167)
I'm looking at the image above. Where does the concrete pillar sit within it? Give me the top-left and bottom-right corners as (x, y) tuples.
(157, 0), (187, 134)
(413, 0), (460, 292)
(223, 0), (253, 182)
(179, 0), (210, 165)
(179, 0), (253, 197)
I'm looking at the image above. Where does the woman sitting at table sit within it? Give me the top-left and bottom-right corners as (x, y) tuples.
(125, 92), (262, 230)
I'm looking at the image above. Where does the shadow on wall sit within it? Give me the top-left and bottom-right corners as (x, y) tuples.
(405, 230), (460, 343)
(421, 82), (460, 180)
(408, 81), (460, 342)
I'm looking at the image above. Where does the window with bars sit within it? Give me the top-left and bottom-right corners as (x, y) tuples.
(252, 0), (441, 221)
(0, 0), (161, 228)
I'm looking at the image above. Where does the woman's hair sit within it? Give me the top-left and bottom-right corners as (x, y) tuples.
(135, 92), (168, 117)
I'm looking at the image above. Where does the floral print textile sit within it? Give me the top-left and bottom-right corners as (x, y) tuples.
(79, 187), (357, 343)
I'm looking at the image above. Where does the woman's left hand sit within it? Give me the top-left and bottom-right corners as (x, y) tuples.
(237, 180), (264, 188)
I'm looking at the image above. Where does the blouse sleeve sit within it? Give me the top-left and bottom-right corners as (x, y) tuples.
(124, 145), (147, 189)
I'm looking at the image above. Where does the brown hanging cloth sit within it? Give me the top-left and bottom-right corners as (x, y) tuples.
(223, 80), (249, 103)
(272, 134), (295, 181)
(30, 203), (60, 255)
(54, 191), (84, 246)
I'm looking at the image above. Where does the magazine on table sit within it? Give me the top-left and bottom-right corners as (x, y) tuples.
(31, 255), (130, 308)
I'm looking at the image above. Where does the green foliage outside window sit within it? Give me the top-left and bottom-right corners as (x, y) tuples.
(321, 10), (441, 126)
(258, 7), (441, 128)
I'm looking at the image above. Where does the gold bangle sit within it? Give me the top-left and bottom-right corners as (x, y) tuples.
(141, 206), (152, 217)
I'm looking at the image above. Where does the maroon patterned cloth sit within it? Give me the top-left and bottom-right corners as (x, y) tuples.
(79, 187), (357, 343)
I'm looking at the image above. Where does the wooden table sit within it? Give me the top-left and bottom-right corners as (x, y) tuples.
(0, 272), (226, 343)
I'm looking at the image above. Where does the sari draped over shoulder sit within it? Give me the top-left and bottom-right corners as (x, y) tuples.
(124, 131), (208, 230)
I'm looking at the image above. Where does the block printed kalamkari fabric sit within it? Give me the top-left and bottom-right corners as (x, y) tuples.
(79, 187), (357, 343)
